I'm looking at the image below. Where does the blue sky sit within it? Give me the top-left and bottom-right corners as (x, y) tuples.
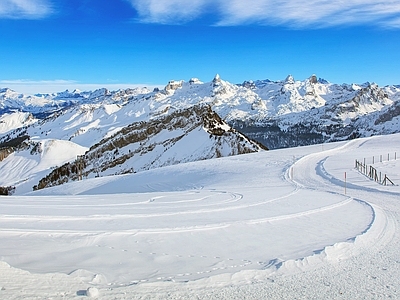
(1, 0), (399, 94)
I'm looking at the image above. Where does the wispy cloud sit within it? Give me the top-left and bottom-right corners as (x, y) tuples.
(0, 79), (161, 95)
(0, 0), (53, 19)
(127, 0), (400, 28)
(384, 17), (400, 29)
(126, 0), (208, 24)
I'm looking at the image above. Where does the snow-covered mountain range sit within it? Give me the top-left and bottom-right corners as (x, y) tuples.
(1, 74), (399, 193)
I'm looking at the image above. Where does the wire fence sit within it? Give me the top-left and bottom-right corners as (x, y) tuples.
(354, 151), (396, 186)
(360, 152), (397, 165)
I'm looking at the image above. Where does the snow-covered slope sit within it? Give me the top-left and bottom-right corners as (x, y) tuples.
(0, 138), (88, 194)
(33, 105), (265, 191)
(0, 133), (399, 299)
(0, 111), (36, 134)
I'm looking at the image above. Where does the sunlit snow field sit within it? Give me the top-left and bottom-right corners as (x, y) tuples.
(0, 133), (400, 299)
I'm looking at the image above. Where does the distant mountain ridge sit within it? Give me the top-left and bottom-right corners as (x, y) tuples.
(1, 74), (400, 149)
(1, 74), (400, 193)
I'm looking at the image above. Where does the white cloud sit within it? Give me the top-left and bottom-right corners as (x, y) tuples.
(383, 17), (400, 29)
(0, 0), (53, 19)
(0, 80), (162, 95)
(126, 0), (209, 24)
(127, 0), (400, 28)
(217, 0), (400, 27)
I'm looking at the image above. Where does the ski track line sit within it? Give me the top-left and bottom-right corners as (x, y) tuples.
(0, 186), (301, 226)
(282, 138), (397, 272)
(0, 197), (357, 236)
(246, 198), (353, 225)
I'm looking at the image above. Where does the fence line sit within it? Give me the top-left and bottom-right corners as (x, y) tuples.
(362, 152), (397, 165)
(354, 159), (395, 186)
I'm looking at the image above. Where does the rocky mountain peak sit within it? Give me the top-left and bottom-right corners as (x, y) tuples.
(164, 80), (183, 92)
(285, 75), (295, 84)
(242, 80), (256, 89)
(213, 74), (221, 84)
(189, 78), (202, 85)
(309, 74), (318, 84)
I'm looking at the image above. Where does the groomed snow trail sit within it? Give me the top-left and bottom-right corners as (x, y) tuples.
(0, 134), (399, 299)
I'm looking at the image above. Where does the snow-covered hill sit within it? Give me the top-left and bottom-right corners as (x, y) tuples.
(0, 138), (88, 194)
(33, 105), (265, 191)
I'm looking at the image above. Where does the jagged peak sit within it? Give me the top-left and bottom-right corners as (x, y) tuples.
(53, 89), (85, 99)
(189, 78), (202, 84)
(164, 80), (184, 91)
(309, 74), (318, 84)
(241, 80), (256, 89)
(285, 75), (295, 84)
(360, 82), (372, 88)
(213, 74), (221, 83)
(318, 78), (329, 84)
(92, 87), (109, 94)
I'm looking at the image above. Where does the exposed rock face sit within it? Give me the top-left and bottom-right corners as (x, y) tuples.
(242, 80), (256, 89)
(165, 80), (184, 92)
(309, 74), (318, 84)
(0, 148), (13, 162)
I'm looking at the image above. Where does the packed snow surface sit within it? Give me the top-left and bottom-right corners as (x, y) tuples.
(1, 134), (400, 299)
